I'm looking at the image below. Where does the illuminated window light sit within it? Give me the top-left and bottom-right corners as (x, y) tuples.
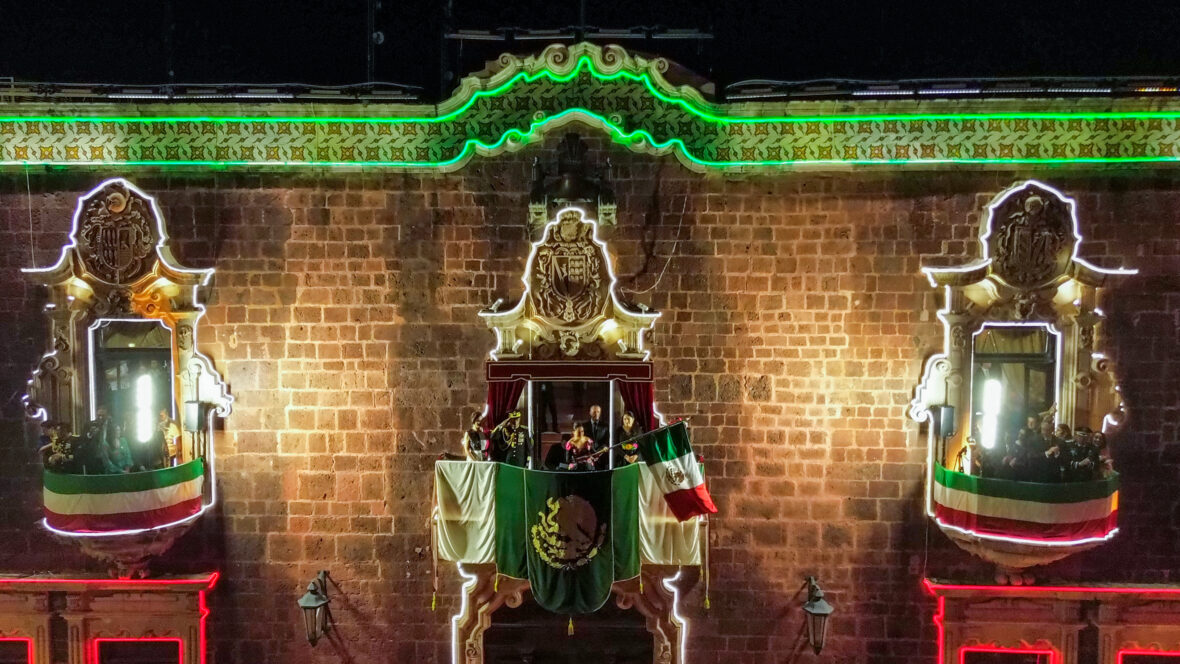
(135, 374), (154, 443)
(979, 379), (1001, 450)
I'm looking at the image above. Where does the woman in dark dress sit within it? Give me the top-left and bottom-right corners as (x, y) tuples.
(562, 424), (597, 472)
(614, 411), (646, 466)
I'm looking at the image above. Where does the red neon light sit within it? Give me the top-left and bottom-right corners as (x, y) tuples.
(90, 637), (182, 664)
(0, 572), (218, 588)
(960, 645), (1058, 664)
(924, 578), (1180, 596)
(1118, 650), (1180, 663)
(0, 573), (217, 664)
(935, 596), (946, 664)
(0, 637), (33, 664)
(198, 586), (210, 664)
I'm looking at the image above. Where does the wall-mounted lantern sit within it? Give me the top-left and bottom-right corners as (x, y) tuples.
(297, 570), (332, 646)
(801, 576), (834, 655)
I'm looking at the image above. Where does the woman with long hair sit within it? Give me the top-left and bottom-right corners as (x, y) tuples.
(563, 423), (597, 472)
(615, 410), (646, 466)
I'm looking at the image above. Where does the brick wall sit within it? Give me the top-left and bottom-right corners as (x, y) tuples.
(0, 136), (1177, 663)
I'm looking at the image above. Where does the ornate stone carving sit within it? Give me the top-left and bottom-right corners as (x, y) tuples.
(482, 207), (657, 360)
(530, 209), (607, 325)
(177, 323), (193, 352)
(76, 181), (157, 285)
(988, 186), (1073, 289)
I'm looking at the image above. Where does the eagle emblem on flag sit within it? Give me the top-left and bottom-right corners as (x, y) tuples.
(530, 495), (606, 571)
(664, 468), (686, 487)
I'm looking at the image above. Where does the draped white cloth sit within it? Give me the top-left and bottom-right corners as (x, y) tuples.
(435, 461), (497, 563)
(433, 461), (700, 566)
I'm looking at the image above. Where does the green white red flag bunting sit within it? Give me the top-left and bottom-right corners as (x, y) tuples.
(43, 459), (205, 533)
(933, 464), (1118, 543)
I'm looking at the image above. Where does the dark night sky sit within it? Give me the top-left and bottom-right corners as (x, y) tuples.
(2, 1), (1180, 98)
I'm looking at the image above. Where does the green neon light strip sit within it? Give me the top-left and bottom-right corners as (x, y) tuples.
(4, 57), (1180, 168)
(5, 57), (1180, 124)
(4, 107), (1180, 169)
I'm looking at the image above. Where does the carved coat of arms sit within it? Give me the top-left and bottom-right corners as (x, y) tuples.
(989, 188), (1072, 289)
(77, 184), (156, 284)
(529, 209), (607, 325)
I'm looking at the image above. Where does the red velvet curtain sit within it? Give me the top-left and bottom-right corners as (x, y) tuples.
(617, 380), (656, 432)
(486, 380), (526, 430)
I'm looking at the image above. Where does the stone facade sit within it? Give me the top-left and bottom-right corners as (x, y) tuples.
(0, 135), (1178, 662)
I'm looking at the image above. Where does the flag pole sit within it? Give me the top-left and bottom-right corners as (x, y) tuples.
(571, 417), (693, 463)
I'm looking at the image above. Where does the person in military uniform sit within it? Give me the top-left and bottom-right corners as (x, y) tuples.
(492, 411), (531, 467)
(462, 412), (492, 461)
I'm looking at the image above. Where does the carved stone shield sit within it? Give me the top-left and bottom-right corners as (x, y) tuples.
(529, 209), (606, 325)
(77, 183), (156, 284)
(988, 184), (1074, 289)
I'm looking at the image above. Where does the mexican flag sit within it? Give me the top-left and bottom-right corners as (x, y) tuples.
(43, 459), (205, 533)
(933, 465), (1119, 542)
(634, 422), (717, 522)
(496, 464), (639, 614)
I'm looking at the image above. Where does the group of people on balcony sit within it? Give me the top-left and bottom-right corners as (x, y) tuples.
(463, 404), (646, 470)
(969, 413), (1112, 483)
(38, 407), (180, 475)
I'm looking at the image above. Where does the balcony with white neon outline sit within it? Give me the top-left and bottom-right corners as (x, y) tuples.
(22, 178), (232, 577)
(910, 180), (1135, 581)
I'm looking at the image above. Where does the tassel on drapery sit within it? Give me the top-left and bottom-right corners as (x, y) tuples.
(567, 616), (574, 636)
(702, 514), (711, 610)
(430, 477), (439, 611)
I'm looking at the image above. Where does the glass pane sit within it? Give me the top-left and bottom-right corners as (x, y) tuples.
(97, 641), (180, 664)
(89, 320), (175, 473)
(1121, 656), (1180, 663)
(970, 325), (1057, 455)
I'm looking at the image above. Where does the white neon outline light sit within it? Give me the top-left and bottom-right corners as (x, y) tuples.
(910, 180), (1133, 548)
(22, 177), (214, 285)
(450, 563), (480, 664)
(919, 179), (1137, 289)
(662, 569), (689, 664)
(479, 205), (659, 361)
(22, 178), (233, 540)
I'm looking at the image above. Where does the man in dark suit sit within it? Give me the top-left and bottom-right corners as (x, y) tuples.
(583, 404), (610, 469)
